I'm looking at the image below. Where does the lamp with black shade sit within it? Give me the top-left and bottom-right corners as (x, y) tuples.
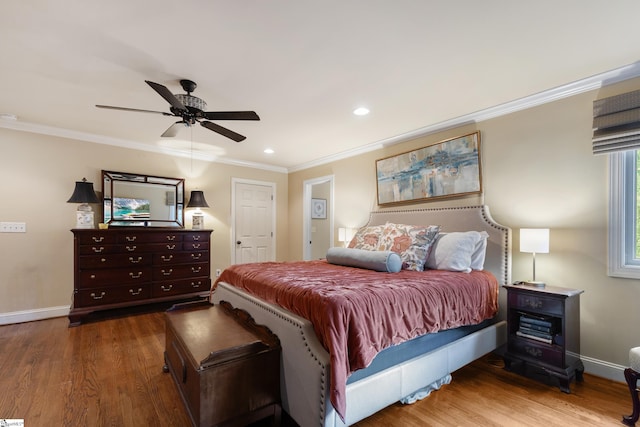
(187, 190), (209, 230)
(519, 228), (549, 287)
(67, 178), (100, 229)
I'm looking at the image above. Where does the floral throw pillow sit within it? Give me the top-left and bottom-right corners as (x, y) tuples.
(380, 223), (440, 271)
(347, 224), (386, 251)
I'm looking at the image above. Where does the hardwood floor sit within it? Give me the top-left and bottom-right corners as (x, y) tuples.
(0, 310), (632, 427)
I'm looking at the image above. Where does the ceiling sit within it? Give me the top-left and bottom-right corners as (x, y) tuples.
(1, 1), (640, 172)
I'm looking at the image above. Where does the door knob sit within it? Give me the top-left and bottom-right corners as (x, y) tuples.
(236, 240), (242, 245)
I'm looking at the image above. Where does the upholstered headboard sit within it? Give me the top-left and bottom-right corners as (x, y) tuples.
(365, 205), (512, 287)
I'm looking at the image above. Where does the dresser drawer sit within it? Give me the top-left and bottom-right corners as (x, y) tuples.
(143, 232), (184, 243)
(76, 284), (152, 307)
(183, 231), (210, 243)
(508, 336), (563, 367)
(148, 242), (184, 252)
(79, 266), (153, 287)
(77, 233), (118, 245)
(509, 292), (564, 316)
(153, 263), (210, 281)
(78, 244), (122, 255)
(78, 253), (152, 269)
(183, 241), (209, 251)
(153, 251), (209, 265)
(153, 277), (210, 297)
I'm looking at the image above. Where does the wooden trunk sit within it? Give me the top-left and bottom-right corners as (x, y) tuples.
(163, 300), (281, 427)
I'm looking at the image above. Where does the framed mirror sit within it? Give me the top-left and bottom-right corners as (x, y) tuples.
(102, 170), (184, 227)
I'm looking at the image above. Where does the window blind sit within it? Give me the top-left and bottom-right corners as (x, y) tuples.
(593, 89), (640, 154)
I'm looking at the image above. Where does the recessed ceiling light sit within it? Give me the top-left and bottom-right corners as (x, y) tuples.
(264, 148), (274, 154)
(353, 107), (370, 116)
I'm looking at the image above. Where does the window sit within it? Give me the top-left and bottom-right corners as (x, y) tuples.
(609, 150), (640, 278)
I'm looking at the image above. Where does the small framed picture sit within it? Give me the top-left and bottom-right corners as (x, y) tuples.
(311, 198), (327, 219)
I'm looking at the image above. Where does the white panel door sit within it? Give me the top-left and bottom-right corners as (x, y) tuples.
(234, 182), (274, 264)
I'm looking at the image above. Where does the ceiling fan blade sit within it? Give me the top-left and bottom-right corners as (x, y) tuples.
(161, 121), (186, 138)
(202, 111), (260, 121)
(201, 121), (246, 142)
(96, 105), (171, 115)
(145, 80), (187, 112)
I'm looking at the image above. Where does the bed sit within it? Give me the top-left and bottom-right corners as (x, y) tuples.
(211, 205), (511, 426)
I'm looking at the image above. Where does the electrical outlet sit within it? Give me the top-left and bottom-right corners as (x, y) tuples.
(215, 269), (222, 277)
(0, 222), (26, 233)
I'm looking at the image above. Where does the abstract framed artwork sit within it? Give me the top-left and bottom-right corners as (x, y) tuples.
(376, 131), (482, 206)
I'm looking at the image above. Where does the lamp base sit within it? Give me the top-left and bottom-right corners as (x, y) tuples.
(192, 213), (204, 230)
(75, 208), (95, 229)
(524, 280), (546, 288)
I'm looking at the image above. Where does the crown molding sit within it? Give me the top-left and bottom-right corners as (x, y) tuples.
(288, 61), (640, 173)
(0, 119), (288, 173)
(2, 62), (639, 175)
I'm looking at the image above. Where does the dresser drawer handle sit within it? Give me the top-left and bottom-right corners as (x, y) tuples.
(90, 292), (106, 300)
(166, 244), (176, 250)
(129, 256), (143, 264)
(191, 266), (202, 273)
(166, 235), (176, 241)
(192, 235), (201, 241)
(191, 281), (202, 288)
(126, 245), (137, 252)
(92, 247), (105, 253)
(100, 258), (107, 263)
(126, 236), (137, 242)
(90, 274), (96, 279)
(129, 271), (143, 279)
(192, 243), (201, 249)
(161, 255), (173, 262)
(191, 253), (202, 260)
(129, 288), (143, 296)
(92, 236), (105, 243)
(161, 285), (173, 292)
(162, 269), (173, 276)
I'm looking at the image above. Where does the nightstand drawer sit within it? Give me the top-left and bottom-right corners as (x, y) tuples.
(508, 336), (563, 367)
(509, 292), (564, 316)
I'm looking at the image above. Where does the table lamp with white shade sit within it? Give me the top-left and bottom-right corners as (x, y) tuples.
(520, 228), (549, 287)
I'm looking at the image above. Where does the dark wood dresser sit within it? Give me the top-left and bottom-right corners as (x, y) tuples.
(70, 228), (212, 326)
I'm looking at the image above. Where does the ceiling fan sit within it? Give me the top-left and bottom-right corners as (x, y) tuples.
(96, 79), (259, 142)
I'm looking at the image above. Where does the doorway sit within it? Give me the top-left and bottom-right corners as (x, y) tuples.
(303, 175), (334, 260)
(231, 178), (276, 264)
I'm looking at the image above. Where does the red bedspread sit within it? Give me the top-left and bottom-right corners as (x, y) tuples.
(215, 260), (498, 421)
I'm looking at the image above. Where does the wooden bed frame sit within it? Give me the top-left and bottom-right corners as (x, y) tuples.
(212, 205), (511, 426)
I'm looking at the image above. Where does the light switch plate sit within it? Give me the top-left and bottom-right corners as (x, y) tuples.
(0, 222), (26, 233)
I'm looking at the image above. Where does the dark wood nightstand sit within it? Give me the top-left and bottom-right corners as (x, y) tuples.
(502, 283), (584, 393)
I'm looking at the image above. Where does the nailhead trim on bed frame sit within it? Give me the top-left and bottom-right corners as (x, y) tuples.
(220, 295), (328, 425)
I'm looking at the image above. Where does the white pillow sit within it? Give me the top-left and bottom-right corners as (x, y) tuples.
(470, 231), (489, 270)
(425, 231), (485, 273)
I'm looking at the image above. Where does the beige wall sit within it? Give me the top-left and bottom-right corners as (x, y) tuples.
(0, 128), (288, 315)
(288, 78), (640, 371)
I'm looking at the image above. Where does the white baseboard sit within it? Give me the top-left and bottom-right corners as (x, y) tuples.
(581, 353), (627, 383)
(0, 305), (70, 325)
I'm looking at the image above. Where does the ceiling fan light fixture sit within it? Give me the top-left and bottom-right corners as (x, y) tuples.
(353, 107), (370, 116)
(174, 94), (207, 111)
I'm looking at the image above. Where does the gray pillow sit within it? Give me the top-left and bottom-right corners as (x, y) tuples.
(326, 247), (402, 273)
